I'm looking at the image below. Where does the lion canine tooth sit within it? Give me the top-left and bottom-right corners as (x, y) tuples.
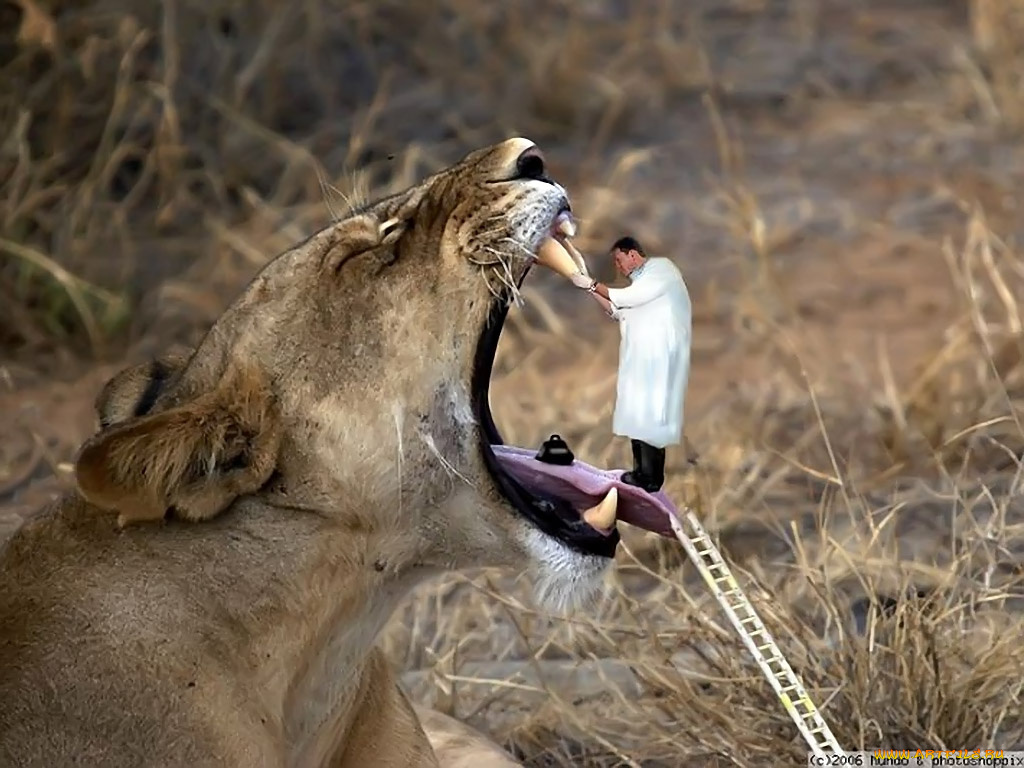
(582, 488), (618, 531)
(557, 218), (576, 238)
(535, 237), (581, 280)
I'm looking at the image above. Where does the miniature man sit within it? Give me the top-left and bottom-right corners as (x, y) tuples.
(564, 236), (691, 492)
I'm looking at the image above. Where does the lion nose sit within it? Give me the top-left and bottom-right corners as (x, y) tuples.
(514, 145), (549, 182)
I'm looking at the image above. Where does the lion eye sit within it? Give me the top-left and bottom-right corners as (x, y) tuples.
(514, 147), (547, 181)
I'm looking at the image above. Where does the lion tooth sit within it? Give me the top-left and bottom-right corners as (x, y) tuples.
(535, 237), (581, 280)
(557, 218), (576, 238)
(582, 488), (618, 531)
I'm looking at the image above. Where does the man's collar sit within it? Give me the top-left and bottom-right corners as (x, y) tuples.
(628, 260), (649, 280)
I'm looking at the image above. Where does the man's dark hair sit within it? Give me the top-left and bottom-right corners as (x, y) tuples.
(611, 236), (645, 256)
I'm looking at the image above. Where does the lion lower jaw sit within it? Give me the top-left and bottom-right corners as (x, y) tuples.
(520, 526), (612, 614)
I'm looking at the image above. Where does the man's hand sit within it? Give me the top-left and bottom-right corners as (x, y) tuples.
(570, 271), (595, 290)
(592, 292), (619, 319)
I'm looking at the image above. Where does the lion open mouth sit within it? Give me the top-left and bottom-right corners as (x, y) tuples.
(472, 209), (676, 560)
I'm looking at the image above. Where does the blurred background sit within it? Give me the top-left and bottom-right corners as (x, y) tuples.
(3, 1), (1024, 765)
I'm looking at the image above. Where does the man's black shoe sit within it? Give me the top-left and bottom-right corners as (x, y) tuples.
(642, 443), (666, 491)
(621, 440), (666, 492)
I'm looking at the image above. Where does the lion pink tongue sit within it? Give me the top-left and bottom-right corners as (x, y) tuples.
(491, 445), (677, 537)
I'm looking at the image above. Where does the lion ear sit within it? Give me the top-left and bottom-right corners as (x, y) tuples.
(75, 363), (282, 527)
(321, 192), (425, 274)
(378, 217), (404, 244)
(95, 352), (190, 428)
(377, 186), (426, 246)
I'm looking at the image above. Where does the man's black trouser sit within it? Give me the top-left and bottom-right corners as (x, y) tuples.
(622, 438), (666, 492)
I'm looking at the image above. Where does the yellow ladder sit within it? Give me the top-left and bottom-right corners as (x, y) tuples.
(665, 506), (845, 758)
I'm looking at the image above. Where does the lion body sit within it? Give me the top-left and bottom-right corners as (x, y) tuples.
(0, 139), (605, 767)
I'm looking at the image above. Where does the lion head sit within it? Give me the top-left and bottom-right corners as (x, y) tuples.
(74, 138), (622, 610)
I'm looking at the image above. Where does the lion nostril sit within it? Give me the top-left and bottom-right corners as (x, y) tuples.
(515, 146), (547, 181)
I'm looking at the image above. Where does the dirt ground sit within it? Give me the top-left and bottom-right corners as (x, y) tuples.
(4, 1), (1024, 765)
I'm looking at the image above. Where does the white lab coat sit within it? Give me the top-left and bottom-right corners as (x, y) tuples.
(606, 257), (691, 448)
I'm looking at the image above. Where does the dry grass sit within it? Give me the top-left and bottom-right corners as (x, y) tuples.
(4, 0), (1024, 765)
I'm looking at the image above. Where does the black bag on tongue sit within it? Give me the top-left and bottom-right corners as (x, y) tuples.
(535, 434), (575, 466)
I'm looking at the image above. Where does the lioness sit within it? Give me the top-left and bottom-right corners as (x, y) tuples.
(0, 138), (665, 767)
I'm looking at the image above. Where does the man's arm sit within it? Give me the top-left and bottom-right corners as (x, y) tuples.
(587, 266), (667, 308)
(559, 238), (619, 318)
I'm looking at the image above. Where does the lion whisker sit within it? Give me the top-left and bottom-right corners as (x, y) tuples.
(315, 164), (341, 223)
(474, 223), (511, 238)
(418, 432), (474, 487)
(467, 253), (502, 267)
(480, 272), (504, 302)
(482, 246), (519, 289)
(499, 256), (524, 308)
(497, 236), (534, 261)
